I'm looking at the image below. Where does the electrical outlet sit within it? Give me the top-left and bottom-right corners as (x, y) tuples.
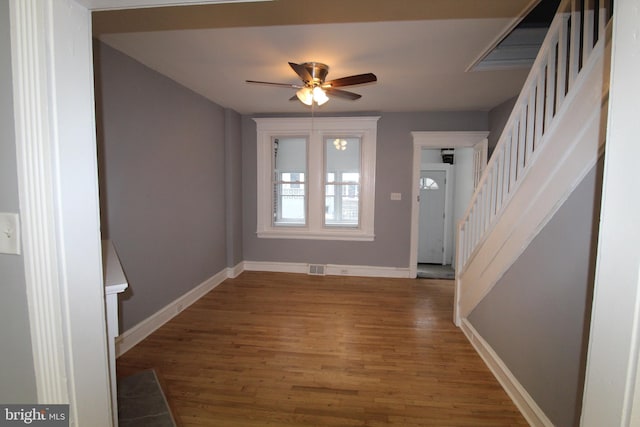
(0, 213), (20, 255)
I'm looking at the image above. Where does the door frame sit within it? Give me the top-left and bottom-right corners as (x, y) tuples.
(409, 131), (488, 278)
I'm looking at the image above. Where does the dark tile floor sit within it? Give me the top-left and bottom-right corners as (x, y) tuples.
(417, 263), (455, 279)
(118, 369), (176, 427)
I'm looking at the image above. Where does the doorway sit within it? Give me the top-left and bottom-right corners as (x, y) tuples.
(409, 131), (489, 279)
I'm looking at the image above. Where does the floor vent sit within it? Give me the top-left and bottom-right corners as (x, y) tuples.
(308, 264), (326, 276)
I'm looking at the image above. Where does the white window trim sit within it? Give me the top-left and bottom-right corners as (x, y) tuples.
(255, 116), (379, 241)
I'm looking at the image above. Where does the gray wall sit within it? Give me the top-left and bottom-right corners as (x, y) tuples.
(95, 42), (238, 330)
(488, 96), (517, 157)
(468, 160), (602, 426)
(0, 0), (37, 402)
(242, 111), (488, 267)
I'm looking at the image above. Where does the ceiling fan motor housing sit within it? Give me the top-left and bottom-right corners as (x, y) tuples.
(302, 62), (329, 85)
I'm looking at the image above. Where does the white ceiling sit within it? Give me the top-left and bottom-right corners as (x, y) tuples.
(95, 1), (537, 115)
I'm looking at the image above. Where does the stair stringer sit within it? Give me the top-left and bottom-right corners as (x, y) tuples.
(455, 36), (610, 322)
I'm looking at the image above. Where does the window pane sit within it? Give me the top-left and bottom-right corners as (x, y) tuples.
(325, 138), (360, 227)
(420, 177), (439, 190)
(273, 137), (306, 225)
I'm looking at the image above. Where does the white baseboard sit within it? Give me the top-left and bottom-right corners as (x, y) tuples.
(227, 262), (244, 279)
(115, 268), (230, 357)
(460, 318), (553, 427)
(243, 260), (412, 278)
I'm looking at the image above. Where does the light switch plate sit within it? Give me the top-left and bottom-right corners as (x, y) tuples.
(0, 213), (21, 255)
(390, 192), (402, 201)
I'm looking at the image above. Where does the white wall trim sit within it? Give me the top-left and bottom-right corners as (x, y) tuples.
(116, 268), (232, 357)
(11, 1), (115, 424)
(77, 0), (271, 11)
(254, 117), (379, 241)
(460, 318), (554, 427)
(243, 260), (412, 278)
(582, 1), (640, 424)
(10, 0), (70, 405)
(409, 132), (489, 278)
(227, 262), (244, 279)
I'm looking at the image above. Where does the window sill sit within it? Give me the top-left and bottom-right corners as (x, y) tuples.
(257, 229), (375, 241)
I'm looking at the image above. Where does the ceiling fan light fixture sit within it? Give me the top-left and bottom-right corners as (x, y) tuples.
(296, 87), (313, 105)
(312, 86), (329, 105)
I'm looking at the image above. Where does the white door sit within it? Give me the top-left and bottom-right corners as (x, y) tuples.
(418, 170), (446, 264)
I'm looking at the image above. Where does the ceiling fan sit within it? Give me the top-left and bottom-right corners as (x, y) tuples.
(246, 62), (377, 106)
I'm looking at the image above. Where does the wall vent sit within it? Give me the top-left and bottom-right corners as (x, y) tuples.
(308, 264), (326, 276)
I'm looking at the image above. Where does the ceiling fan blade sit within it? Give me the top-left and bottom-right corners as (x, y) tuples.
(289, 62), (313, 82)
(325, 88), (362, 101)
(323, 73), (377, 88)
(246, 80), (303, 89)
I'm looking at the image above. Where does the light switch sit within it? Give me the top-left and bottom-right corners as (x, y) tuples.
(390, 192), (402, 201)
(0, 213), (21, 255)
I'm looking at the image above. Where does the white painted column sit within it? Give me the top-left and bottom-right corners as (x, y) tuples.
(581, 0), (640, 425)
(10, 0), (113, 425)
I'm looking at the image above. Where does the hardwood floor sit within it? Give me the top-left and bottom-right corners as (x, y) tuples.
(116, 272), (527, 426)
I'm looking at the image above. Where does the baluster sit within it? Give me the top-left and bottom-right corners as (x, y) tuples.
(502, 143), (509, 210)
(460, 224), (466, 267)
(495, 147), (504, 214)
(598, 0), (609, 41)
(476, 187), (484, 241)
(503, 128), (512, 197)
(467, 222), (471, 264)
(465, 215), (472, 260)
(535, 69), (546, 144)
(526, 86), (536, 159)
(507, 126), (518, 196)
(479, 189), (486, 238)
(474, 149), (482, 188)
(515, 111), (525, 181)
(556, 12), (570, 112)
(569, 0), (582, 88)
(545, 39), (558, 130)
(583, 0), (595, 63)
(518, 107), (528, 172)
(483, 185), (490, 235)
(472, 202), (479, 248)
(488, 168), (496, 223)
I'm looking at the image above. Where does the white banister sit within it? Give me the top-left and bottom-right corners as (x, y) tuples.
(456, 0), (612, 274)
(102, 240), (129, 426)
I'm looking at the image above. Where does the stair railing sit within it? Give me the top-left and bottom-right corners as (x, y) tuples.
(457, 0), (613, 272)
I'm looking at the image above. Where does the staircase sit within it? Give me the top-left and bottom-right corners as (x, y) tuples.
(455, 0), (612, 323)
(453, 0), (613, 424)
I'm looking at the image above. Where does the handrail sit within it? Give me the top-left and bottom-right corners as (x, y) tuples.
(456, 0), (613, 272)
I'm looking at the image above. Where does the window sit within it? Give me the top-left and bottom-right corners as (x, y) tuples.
(419, 177), (439, 190)
(255, 117), (379, 240)
(325, 138), (360, 226)
(273, 137), (306, 225)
